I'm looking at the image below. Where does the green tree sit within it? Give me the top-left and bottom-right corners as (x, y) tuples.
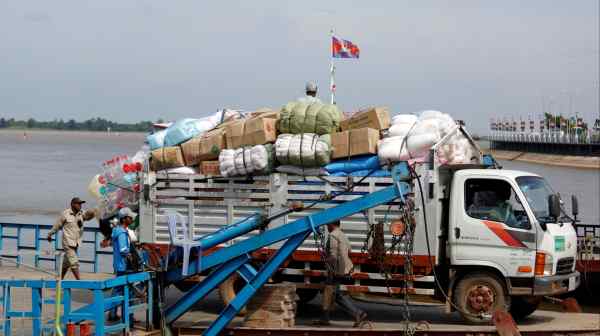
(26, 118), (36, 128)
(66, 119), (77, 130)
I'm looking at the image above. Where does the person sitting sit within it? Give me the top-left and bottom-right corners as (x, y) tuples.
(297, 81), (322, 104)
(489, 186), (518, 226)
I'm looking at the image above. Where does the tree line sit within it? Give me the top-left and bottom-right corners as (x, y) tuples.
(0, 117), (161, 132)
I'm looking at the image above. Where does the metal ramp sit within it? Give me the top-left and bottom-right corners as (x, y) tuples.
(162, 164), (411, 336)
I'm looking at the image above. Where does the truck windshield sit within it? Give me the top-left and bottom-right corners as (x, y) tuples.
(516, 176), (556, 224)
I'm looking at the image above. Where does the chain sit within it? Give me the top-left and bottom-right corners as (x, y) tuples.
(312, 226), (335, 279)
(399, 200), (417, 336)
(359, 199), (418, 335)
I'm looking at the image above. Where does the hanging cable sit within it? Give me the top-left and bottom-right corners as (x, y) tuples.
(409, 164), (485, 319)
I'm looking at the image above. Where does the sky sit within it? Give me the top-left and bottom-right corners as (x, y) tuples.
(0, 1), (598, 133)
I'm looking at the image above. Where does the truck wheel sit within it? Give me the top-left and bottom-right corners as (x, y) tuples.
(509, 296), (541, 320)
(454, 272), (508, 324)
(218, 273), (247, 315)
(296, 288), (319, 304)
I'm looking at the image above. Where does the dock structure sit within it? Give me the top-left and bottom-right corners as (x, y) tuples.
(489, 137), (600, 156)
(0, 221), (599, 335)
(487, 116), (600, 156)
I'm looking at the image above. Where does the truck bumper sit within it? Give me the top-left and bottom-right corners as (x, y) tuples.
(534, 271), (580, 296)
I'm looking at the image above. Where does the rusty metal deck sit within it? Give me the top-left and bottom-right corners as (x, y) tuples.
(163, 288), (600, 336)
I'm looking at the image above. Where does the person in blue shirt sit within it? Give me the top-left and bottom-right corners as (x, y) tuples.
(108, 207), (139, 322)
(112, 208), (135, 274)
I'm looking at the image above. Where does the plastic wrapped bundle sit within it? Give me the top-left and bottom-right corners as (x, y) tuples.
(389, 114), (417, 137)
(379, 110), (459, 163)
(219, 144), (275, 177)
(275, 133), (331, 167)
(163, 109), (240, 147)
(278, 101), (342, 135)
(437, 134), (476, 165)
(147, 129), (167, 150)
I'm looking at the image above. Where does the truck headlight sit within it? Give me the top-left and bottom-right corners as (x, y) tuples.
(535, 252), (554, 276)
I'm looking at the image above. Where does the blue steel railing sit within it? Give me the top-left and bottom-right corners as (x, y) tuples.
(0, 272), (154, 336)
(0, 223), (111, 273)
(0, 222), (154, 335)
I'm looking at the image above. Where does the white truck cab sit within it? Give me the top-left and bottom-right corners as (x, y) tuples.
(446, 168), (580, 322)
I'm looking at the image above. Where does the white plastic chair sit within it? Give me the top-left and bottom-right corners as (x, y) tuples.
(166, 210), (202, 276)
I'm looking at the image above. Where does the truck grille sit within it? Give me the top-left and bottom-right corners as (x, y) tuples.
(556, 257), (574, 275)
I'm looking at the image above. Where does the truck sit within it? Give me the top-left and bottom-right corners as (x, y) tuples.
(136, 125), (580, 325)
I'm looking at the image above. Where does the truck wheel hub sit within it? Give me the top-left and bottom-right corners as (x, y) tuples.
(467, 285), (494, 312)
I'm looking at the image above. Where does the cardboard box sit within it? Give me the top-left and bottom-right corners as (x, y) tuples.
(331, 128), (380, 159)
(200, 160), (221, 177)
(225, 120), (246, 149)
(150, 146), (186, 171)
(242, 118), (277, 148)
(247, 108), (280, 120)
(340, 107), (390, 131)
(225, 112), (279, 149)
(181, 128), (226, 165)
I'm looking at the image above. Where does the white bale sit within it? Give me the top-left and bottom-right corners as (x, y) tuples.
(392, 114), (418, 125)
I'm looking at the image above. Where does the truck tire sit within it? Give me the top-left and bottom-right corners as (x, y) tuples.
(296, 288), (319, 304)
(453, 272), (508, 324)
(218, 273), (246, 315)
(509, 296), (541, 320)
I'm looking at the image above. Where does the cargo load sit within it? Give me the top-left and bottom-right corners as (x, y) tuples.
(219, 144), (275, 177)
(150, 146), (186, 171)
(275, 133), (331, 167)
(200, 160), (220, 177)
(340, 107), (390, 131)
(378, 110), (475, 164)
(149, 109), (239, 149)
(331, 127), (380, 159)
(180, 128), (227, 166)
(277, 101), (342, 135)
(225, 113), (278, 149)
(147, 129), (167, 150)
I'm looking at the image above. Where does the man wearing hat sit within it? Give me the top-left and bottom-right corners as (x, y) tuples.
(47, 197), (96, 280)
(111, 207), (137, 276)
(298, 81), (322, 104)
(109, 207), (142, 321)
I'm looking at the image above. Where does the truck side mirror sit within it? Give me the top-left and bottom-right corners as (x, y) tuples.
(571, 195), (579, 219)
(548, 194), (561, 221)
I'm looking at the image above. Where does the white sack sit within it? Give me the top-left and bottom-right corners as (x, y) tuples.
(219, 144), (272, 177)
(378, 110), (475, 164)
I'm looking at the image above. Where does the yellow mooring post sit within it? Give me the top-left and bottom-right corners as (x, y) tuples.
(54, 252), (64, 336)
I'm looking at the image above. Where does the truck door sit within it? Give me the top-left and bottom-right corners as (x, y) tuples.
(449, 177), (537, 279)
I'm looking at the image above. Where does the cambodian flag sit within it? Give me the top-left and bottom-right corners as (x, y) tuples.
(332, 35), (360, 59)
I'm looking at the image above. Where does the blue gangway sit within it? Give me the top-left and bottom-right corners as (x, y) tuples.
(0, 222), (154, 335)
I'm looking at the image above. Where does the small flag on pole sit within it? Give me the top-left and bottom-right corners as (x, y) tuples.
(332, 35), (360, 59)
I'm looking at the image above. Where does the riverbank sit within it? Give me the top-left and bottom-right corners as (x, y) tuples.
(489, 150), (600, 170)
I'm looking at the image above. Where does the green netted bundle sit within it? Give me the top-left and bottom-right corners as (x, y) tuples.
(277, 101), (342, 135)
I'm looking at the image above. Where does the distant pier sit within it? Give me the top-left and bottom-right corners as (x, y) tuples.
(488, 116), (600, 156)
(489, 134), (600, 156)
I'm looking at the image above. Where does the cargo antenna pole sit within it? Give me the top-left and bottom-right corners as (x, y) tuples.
(330, 28), (336, 105)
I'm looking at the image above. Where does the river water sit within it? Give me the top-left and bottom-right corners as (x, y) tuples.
(0, 129), (598, 224)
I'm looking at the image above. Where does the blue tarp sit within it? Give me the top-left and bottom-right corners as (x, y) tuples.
(330, 169), (391, 177)
(324, 155), (381, 174)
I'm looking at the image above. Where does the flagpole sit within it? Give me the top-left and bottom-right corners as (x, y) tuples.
(330, 29), (336, 105)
